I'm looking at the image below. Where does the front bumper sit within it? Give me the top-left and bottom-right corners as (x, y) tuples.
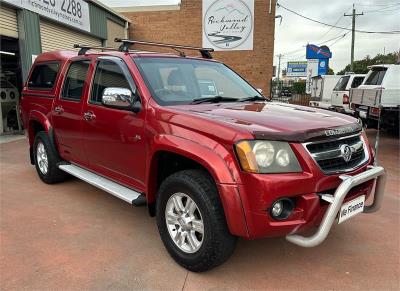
(286, 165), (386, 247)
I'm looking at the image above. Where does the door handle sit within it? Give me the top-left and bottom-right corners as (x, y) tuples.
(54, 105), (64, 114)
(83, 111), (96, 121)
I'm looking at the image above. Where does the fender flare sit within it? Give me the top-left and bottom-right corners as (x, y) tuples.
(146, 134), (248, 237)
(28, 111), (60, 162)
(147, 134), (239, 191)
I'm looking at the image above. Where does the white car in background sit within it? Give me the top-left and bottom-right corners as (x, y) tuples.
(309, 75), (341, 110)
(331, 74), (365, 114)
(350, 64), (399, 131)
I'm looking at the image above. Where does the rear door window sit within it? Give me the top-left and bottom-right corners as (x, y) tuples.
(28, 62), (60, 90)
(364, 68), (387, 85)
(61, 60), (90, 101)
(333, 76), (350, 91)
(351, 76), (364, 88)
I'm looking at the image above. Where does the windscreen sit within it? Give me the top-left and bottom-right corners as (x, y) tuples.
(134, 57), (262, 105)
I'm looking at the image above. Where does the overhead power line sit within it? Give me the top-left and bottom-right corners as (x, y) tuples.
(276, 3), (400, 34)
(356, 2), (400, 7)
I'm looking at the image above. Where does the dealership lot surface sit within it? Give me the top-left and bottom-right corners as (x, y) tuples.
(1, 130), (399, 290)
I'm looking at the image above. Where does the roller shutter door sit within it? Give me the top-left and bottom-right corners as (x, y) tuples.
(0, 6), (18, 38)
(40, 19), (102, 52)
(106, 20), (126, 48)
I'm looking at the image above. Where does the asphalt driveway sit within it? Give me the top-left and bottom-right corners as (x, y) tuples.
(1, 130), (399, 290)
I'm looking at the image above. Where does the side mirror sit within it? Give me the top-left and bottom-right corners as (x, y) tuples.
(102, 87), (140, 112)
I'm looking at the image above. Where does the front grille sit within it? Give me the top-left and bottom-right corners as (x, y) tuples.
(304, 133), (368, 174)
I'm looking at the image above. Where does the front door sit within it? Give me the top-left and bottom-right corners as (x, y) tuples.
(81, 56), (146, 191)
(52, 58), (91, 165)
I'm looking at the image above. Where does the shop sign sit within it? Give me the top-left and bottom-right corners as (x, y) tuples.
(3, 0), (90, 32)
(202, 0), (254, 51)
(287, 61), (307, 77)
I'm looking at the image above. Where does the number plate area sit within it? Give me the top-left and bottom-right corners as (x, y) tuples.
(338, 195), (365, 224)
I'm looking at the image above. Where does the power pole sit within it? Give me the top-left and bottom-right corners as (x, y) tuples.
(344, 4), (363, 71)
(276, 54), (283, 92)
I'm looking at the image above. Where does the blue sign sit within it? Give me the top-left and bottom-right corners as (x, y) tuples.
(287, 61), (307, 77)
(306, 44), (332, 59)
(318, 59), (329, 75)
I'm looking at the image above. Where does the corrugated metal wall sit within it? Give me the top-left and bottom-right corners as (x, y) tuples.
(89, 3), (126, 40)
(0, 5), (18, 38)
(40, 19), (102, 52)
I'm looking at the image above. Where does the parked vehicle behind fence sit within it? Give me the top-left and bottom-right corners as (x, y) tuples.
(351, 64), (399, 132)
(331, 74), (365, 114)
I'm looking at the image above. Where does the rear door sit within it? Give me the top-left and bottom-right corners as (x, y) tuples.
(331, 75), (350, 107)
(81, 56), (146, 191)
(52, 57), (92, 165)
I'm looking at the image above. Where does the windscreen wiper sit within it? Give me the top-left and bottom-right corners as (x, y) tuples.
(191, 95), (239, 104)
(240, 96), (268, 102)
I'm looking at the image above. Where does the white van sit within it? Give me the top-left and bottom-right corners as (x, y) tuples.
(350, 64), (399, 131)
(331, 74), (365, 114)
(309, 75), (341, 110)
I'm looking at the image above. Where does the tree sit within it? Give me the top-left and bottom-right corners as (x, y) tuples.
(327, 67), (334, 75)
(337, 51), (398, 75)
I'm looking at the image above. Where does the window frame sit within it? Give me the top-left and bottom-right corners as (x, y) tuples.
(27, 61), (61, 91)
(61, 59), (91, 102)
(89, 56), (138, 109)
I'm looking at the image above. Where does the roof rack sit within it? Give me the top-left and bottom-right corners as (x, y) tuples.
(74, 44), (118, 55)
(114, 38), (214, 59)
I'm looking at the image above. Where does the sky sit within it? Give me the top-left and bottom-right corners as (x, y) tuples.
(100, 0), (400, 73)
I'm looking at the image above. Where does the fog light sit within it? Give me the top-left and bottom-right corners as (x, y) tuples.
(270, 198), (294, 220)
(271, 201), (283, 217)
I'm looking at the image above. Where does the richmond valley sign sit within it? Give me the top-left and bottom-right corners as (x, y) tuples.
(202, 0), (254, 51)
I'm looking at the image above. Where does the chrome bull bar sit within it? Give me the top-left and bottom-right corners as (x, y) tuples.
(286, 165), (386, 248)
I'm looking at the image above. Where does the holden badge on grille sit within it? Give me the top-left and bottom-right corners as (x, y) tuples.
(340, 144), (353, 162)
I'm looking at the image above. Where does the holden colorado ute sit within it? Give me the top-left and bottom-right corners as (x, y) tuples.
(20, 39), (386, 272)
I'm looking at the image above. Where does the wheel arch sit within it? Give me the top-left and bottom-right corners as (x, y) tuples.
(145, 135), (248, 237)
(28, 111), (59, 164)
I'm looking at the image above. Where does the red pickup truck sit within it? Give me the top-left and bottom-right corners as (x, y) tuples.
(20, 40), (386, 272)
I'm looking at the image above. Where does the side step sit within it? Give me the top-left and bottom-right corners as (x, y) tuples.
(58, 164), (145, 205)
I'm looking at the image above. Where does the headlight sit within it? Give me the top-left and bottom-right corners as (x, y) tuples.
(235, 140), (302, 173)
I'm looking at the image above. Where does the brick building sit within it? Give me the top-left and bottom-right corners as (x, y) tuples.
(120, 0), (276, 93)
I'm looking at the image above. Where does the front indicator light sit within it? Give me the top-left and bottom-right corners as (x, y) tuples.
(235, 140), (259, 173)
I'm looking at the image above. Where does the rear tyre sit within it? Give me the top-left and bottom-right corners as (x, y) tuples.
(33, 131), (67, 184)
(156, 169), (237, 272)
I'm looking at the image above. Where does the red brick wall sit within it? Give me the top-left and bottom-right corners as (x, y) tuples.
(122, 0), (275, 93)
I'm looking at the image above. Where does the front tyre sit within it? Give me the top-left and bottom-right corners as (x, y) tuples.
(156, 169), (237, 272)
(33, 131), (67, 184)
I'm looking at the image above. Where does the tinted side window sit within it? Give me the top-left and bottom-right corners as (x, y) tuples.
(364, 68), (387, 85)
(333, 76), (350, 91)
(61, 60), (90, 101)
(351, 76), (364, 88)
(28, 63), (59, 90)
(91, 60), (131, 104)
